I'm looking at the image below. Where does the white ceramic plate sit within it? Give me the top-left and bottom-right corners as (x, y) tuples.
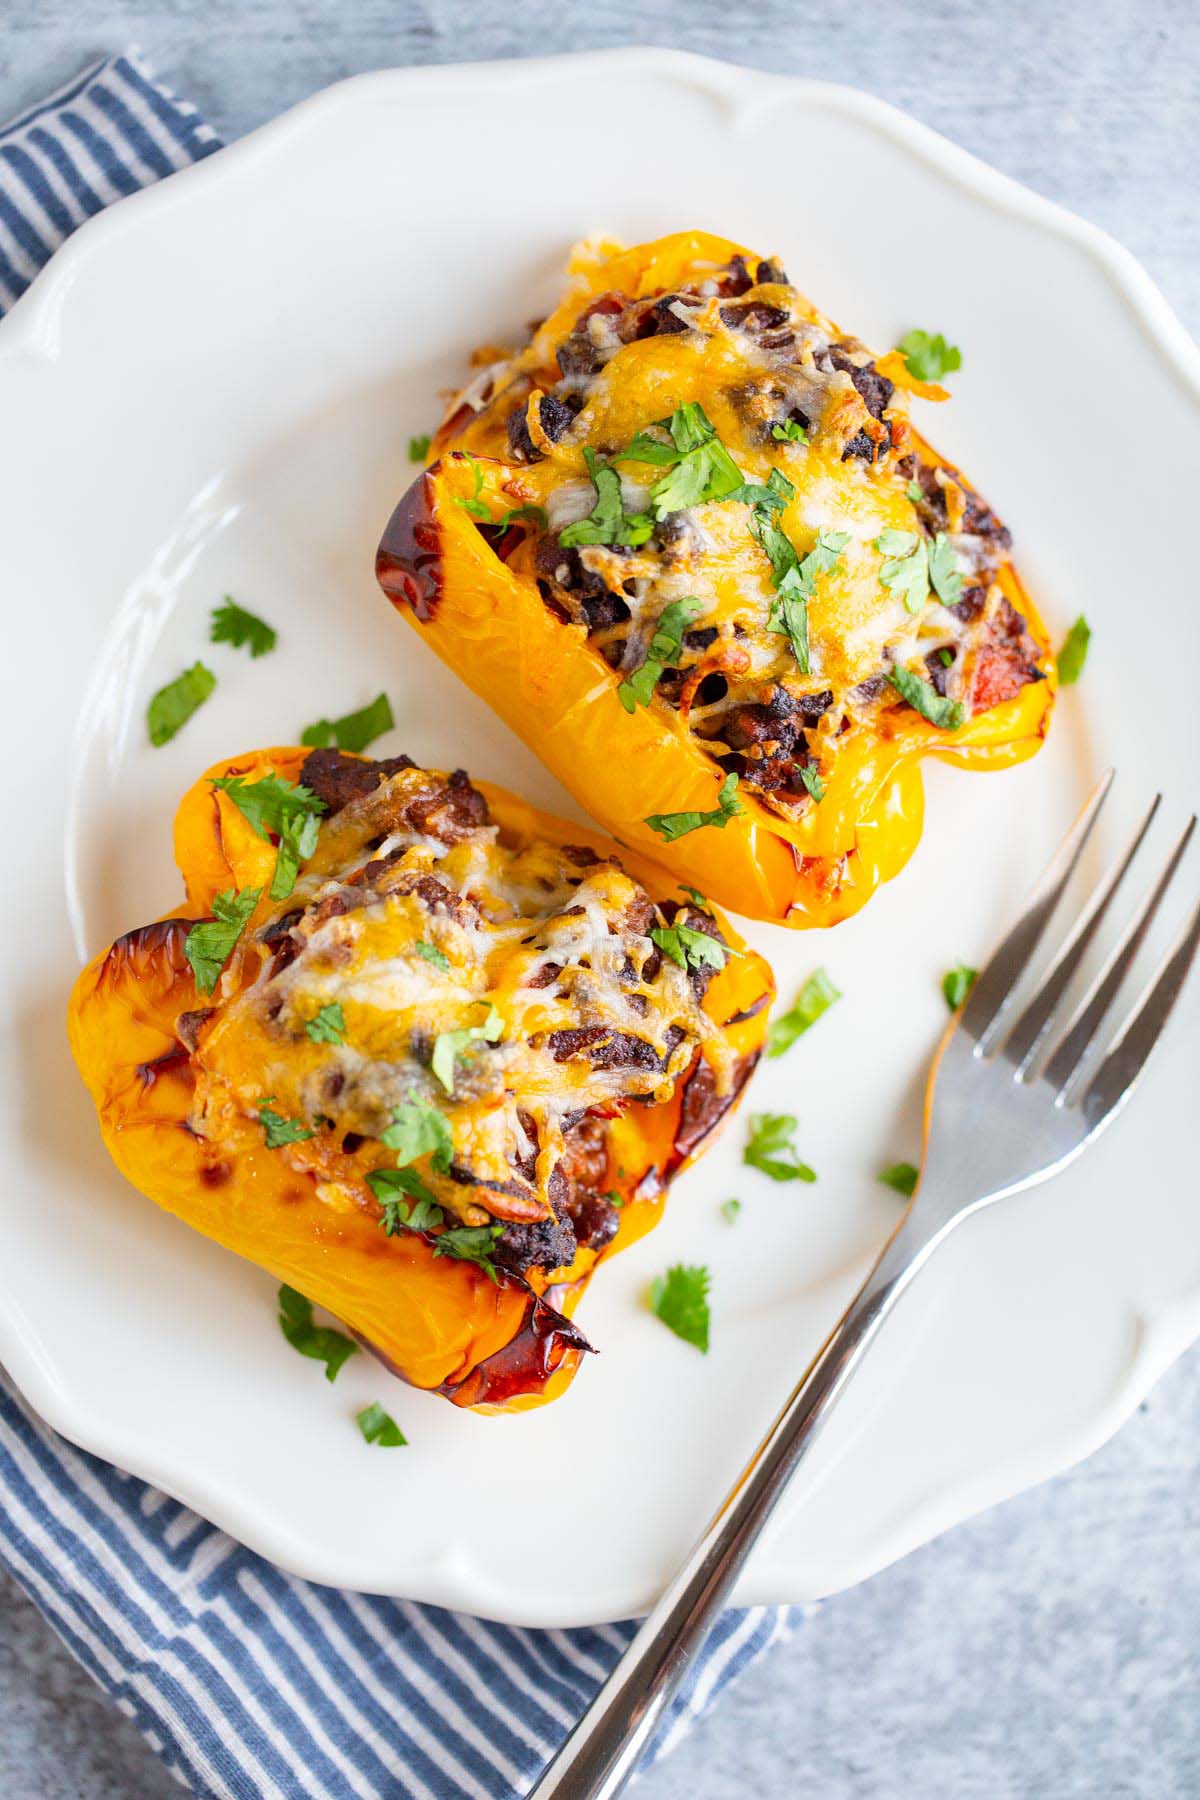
(2, 49), (1198, 1626)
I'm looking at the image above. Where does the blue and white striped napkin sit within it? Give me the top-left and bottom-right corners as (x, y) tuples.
(0, 51), (796, 1800)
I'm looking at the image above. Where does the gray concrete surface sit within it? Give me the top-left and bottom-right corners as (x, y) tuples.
(1, 3), (1198, 1795)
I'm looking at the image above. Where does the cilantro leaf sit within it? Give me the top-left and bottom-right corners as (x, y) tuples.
(927, 533), (964, 605)
(560, 449), (654, 548)
(453, 451), (493, 521)
(431, 1006), (503, 1094)
(768, 576), (812, 673)
(649, 1263), (710, 1353)
(767, 969), (841, 1059)
(209, 599), (277, 659)
(147, 662), (216, 747)
(942, 963), (978, 1010)
(906, 480), (924, 504)
(433, 1223), (504, 1282)
(408, 433), (432, 461)
(184, 886), (261, 995)
(367, 1167), (443, 1233)
(877, 532), (930, 614)
(1057, 615), (1091, 685)
(618, 596), (703, 713)
(720, 1197), (742, 1224)
(756, 509), (851, 673)
(305, 1002), (346, 1045)
(650, 922), (727, 974)
(897, 330), (962, 383)
(645, 773), (742, 841)
(277, 1284), (358, 1382)
(616, 405), (744, 519)
(799, 763), (825, 803)
(879, 1162), (919, 1197)
(889, 664), (965, 730)
(258, 1102), (314, 1148)
(414, 940), (450, 971)
(744, 1112), (817, 1183)
(380, 1098), (453, 1172)
(771, 420), (808, 443)
(355, 1402), (408, 1447)
(679, 885), (711, 911)
(299, 692), (394, 755)
(211, 771), (327, 900)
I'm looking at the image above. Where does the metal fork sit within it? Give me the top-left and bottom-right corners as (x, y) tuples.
(530, 770), (1200, 1800)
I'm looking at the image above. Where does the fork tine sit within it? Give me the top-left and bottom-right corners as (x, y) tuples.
(1079, 892), (1200, 1130)
(1002, 796), (1161, 1074)
(1043, 815), (1196, 1096)
(961, 768), (1114, 1051)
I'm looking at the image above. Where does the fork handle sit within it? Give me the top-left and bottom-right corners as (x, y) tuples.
(528, 1206), (946, 1800)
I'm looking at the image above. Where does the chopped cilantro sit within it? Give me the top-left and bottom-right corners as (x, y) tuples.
(453, 451), (493, 521)
(938, 648), (954, 667)
(650, 921), (727, 974)
(299, 691), (394, 755)
(799, 763), (826, 803)
(184, 886), (261, 995)
(757, 511), (851, 674)
(645, 772), (742, 842)
(879, 1162), (919, 1197)
(744, 1112), (817, 1183)
(258, 1102), (314, 1148)
(431, 1006), (503, 1094)
(617, 596), (703, 712)
(210, 598), (277, 659)
(897, 330), (962, 383)
(491, 502), (548, 534)
(1057, 615), (1091, 685)
(559, 449), (654, 548)
(649, 1263), (711, 1353)
(414, 939), (450, 971)
(305, 1002), (346, 1045)
(277, 1285), (357, 1381)
(679, 885), (711, 911)
(147, 662), (216, 747)
(942, 963), (978, 1010)
(889, 664), (965, 730)
(927, 533), (964, 605)
(906, 480), (924, 504)
(721, 1198), (742, 1224)
(876, 530), (929, 614)
(616, 404), (744, 520)
(771, 420), (808, 443)
(380, 1098), (453, 1172)
(408, 433), (432, 461)
(367, 1168), (443, 1233)
(355, 1402), (408, 1447)
(433, 1223), (504, 1282)
(767, 969), (841, 1059)
(211, 771), (327, 900)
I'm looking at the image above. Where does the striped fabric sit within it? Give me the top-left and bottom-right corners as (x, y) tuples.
(0, 52), (797, 1800)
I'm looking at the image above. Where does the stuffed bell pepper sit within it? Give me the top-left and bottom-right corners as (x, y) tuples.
(67, 746), (772, 1412)
(377, 231), (1055, 928)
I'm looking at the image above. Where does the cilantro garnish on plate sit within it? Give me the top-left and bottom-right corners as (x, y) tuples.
(356, 1402), (408, 1447)
(209, 598), (277, 658)
(305, 1002), (345, 1045)
(896, 330), (962, 383)
(744, 1113), (817, 1183)
(888, 664), (965, 730)
(649, 1263), (711, 1353)
(560, 448), (654, 548)
(942, 963), (978, 1010)
(147, 662), (216, 747)
(257, 1102), (314, 1148)
(431, 1007), (503, 1094)
(1057, 615), (1091, 685)
(650, 921), (727, 974)
(767, 969), (841, 1059)
(879, 1162), (919, 1197)
(277, 1284), (358, 1382)
(299, 691), (395, 755)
